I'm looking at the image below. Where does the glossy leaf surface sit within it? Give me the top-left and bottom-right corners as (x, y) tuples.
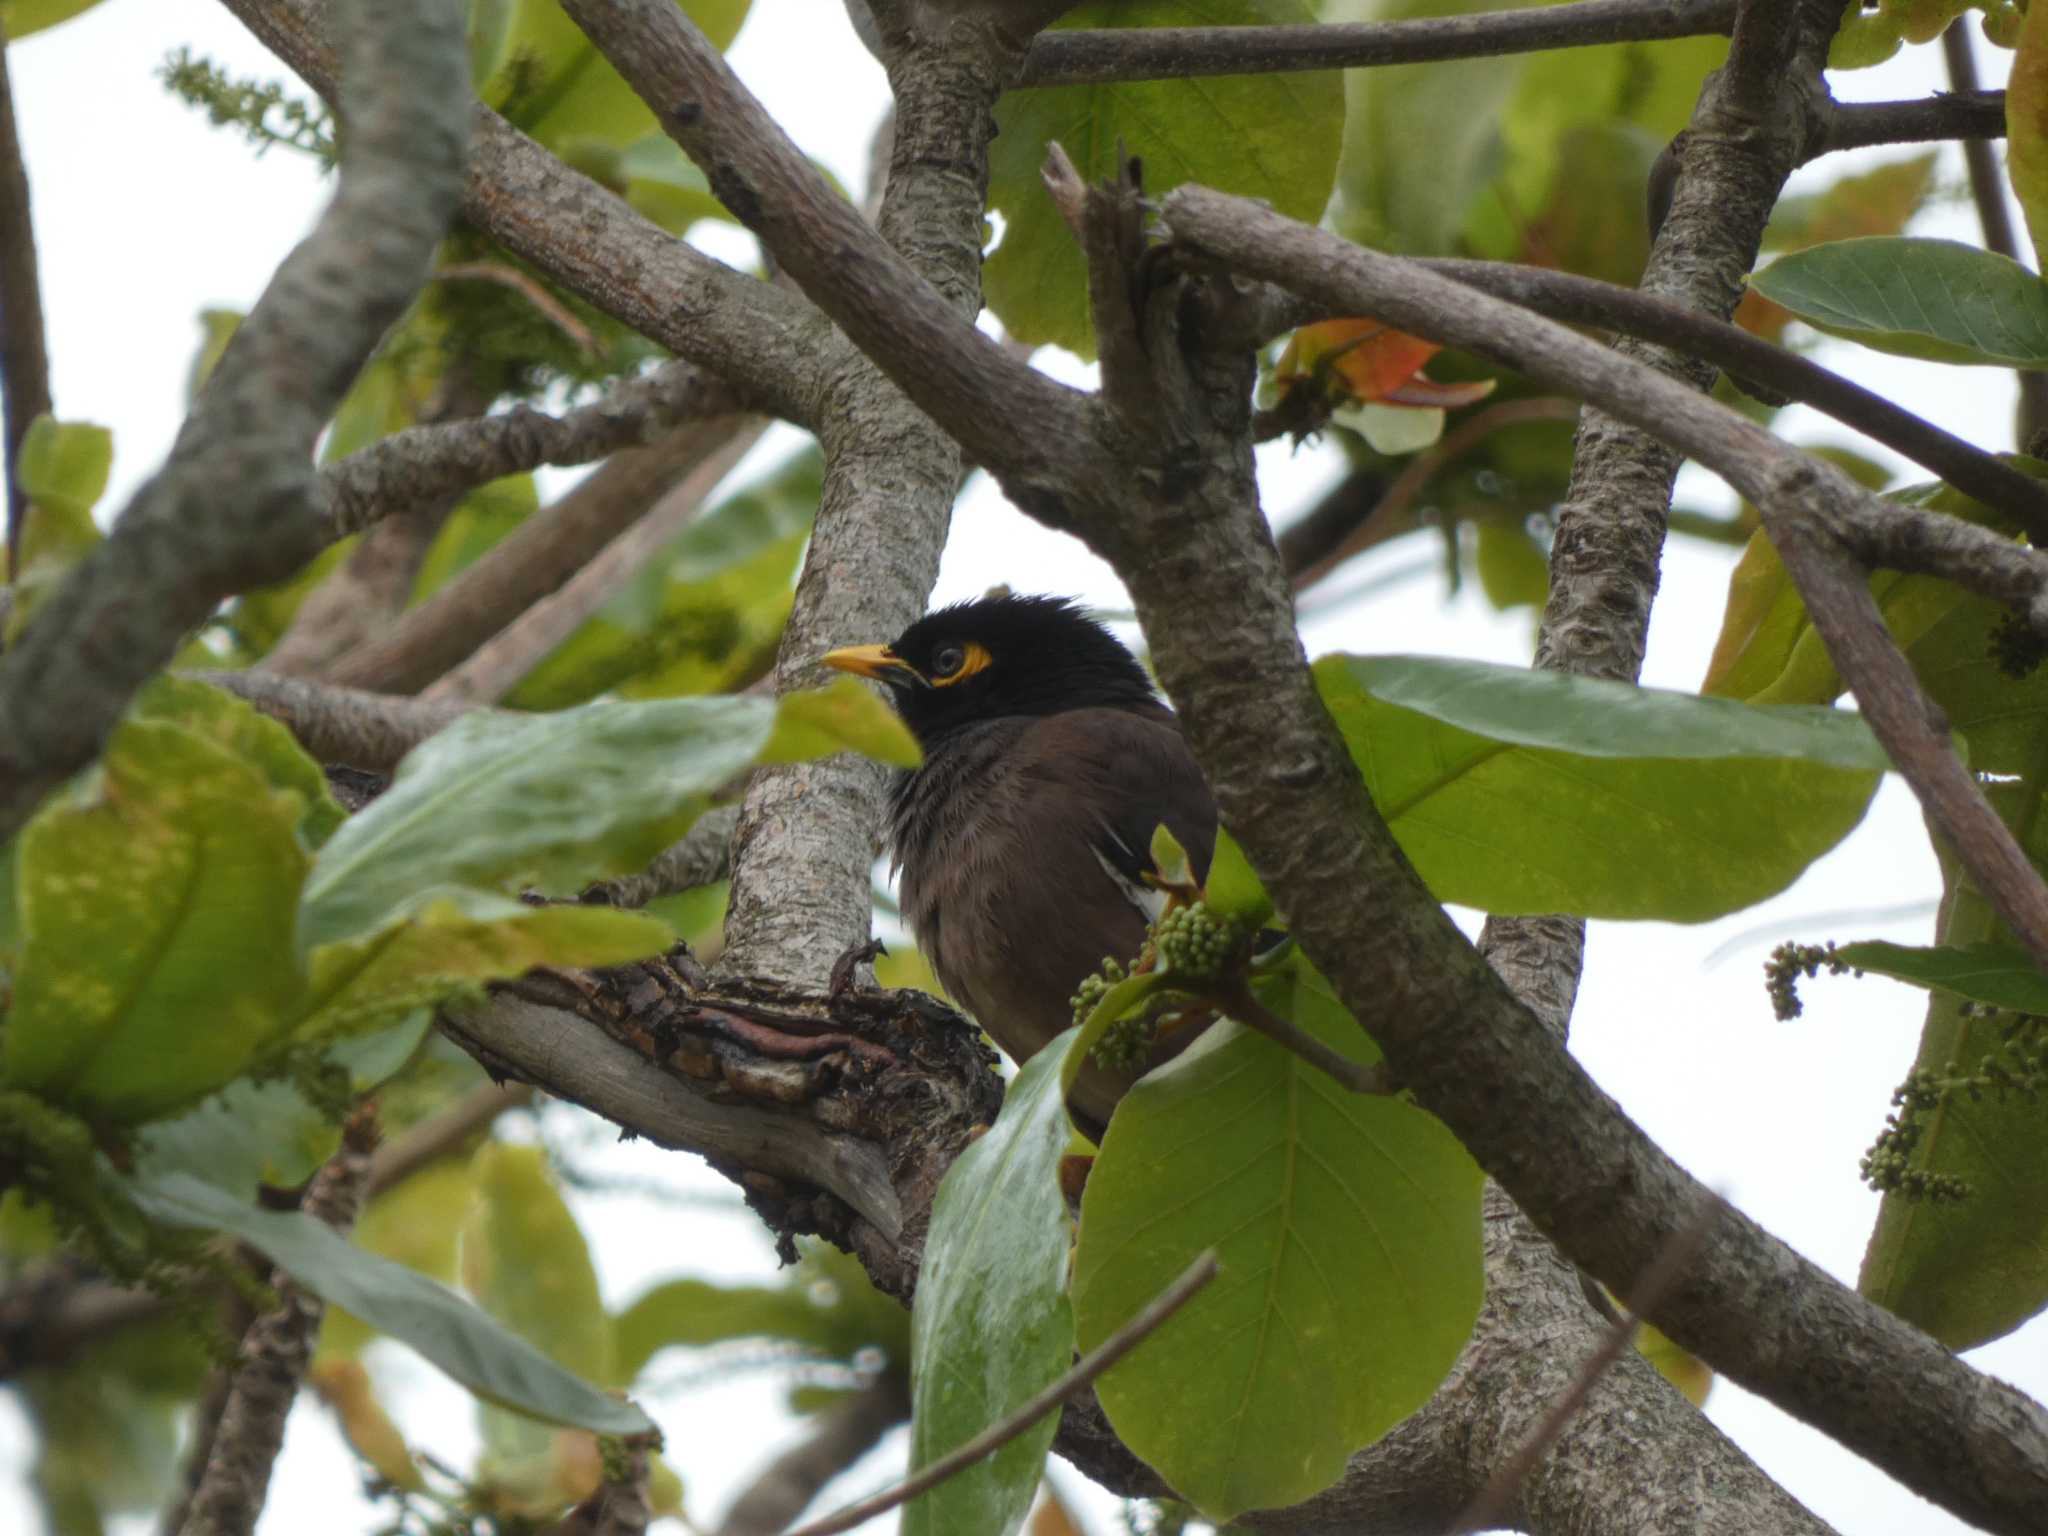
(1073, 959), (1482, 1518)
(1317, 654), (1886, 920)
(130, 1173), (650, 1434)
(903, 1028), (1079, 1536)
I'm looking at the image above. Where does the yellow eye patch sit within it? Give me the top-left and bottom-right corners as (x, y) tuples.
(929, 641), (993, 687)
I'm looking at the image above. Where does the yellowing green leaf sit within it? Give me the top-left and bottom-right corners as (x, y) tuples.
(763, 676), (922, 769)
(301, 892), (670, 1043)
(3, 721), (308, 1123)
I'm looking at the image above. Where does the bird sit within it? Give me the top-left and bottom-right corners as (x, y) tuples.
(823, 594), (1218, 1131)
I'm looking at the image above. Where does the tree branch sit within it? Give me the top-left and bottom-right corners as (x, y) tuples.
(419, 416), (768, 705)
(190, 669), (479, 772)
(176, 1111), (376, 1536)
(319, 419), (728, 691)
(0, 0), (468, 840)
(1146, 180), (2048, 1536)
(1254, 256), (2048, 543)
(0, 16), (51, 584)
(1015, 0), (1737, 86)
(1811, 88), (2007, 159)
(316, 359), (746, 542)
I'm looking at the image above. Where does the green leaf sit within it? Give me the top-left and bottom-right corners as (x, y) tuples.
(1748, 237), (2048, 368)
(1834, 939), (2048, 1016)
(17, 416), (112, 521)
(494, 0), (749, 151)
(0, 0), (105, 39)
(298, 695), (778, 951)
(1315, 654), (1886, 920)
(987, 0), (1341, 356)
(462, 1143), (614, 1488)
(1334, 0), (1532, 256)
(135, 1015), (433, 1202)
(1858, 576), (2048, 1347)
(903, 1027), (1079, 1536)
(1073, 956), (1483, 1519)
(1473, 518), (1550, 611)
(1149, 822), (1192, 888)
(301, 892), (670, 1043)
(186, 309), (243, 403)
(618, 133), (731, 234)
(762, 677), (922, 769)
(614, 1242), (908, 1390)
(1201, 827), (1272, 928)
(321, 1159), (475, 1359)
(1702, 469), (2042, 704)
(129, 1171), (650, 1434)
(138, 674), (345, 849)
(3, 720), (309, 1123)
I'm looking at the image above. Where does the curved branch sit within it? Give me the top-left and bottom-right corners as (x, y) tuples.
(0, 0), (468, 840)
(191, 669), (481, 772)
(316, 359), (747, 543)
(1016, 0), (1736, 86)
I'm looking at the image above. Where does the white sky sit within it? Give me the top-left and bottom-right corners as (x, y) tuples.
(4, 3), (2045, 1535)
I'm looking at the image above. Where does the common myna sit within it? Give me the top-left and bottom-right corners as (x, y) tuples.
(824, 594), (1216, 1129)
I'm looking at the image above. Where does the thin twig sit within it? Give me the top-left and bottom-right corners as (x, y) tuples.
(318, 360), (744, 543)
(1016, 0), (1736, 86)
(713, 1374), (909, 1536)
(782, 1252), (1221, 1536)
(0, 16), (53, 583)
(1220, 984), (1391, 1095)
(581, 804), (739, 910)
(421, 416), (769, 704)
(1449, 1199), (1722, 1534)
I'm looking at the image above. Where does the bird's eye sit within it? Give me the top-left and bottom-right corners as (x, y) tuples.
(931, 644), (967, 678)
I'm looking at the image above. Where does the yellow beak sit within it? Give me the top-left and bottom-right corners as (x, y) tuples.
(821, 643), (918, 683)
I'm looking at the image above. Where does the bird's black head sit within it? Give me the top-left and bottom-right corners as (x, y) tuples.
(822, 594), (1157, 744)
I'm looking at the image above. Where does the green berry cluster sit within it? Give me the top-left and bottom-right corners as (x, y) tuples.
(1859, 1014), (2046, 1203)
(1070, 956), (1130, 1027)
(1764, 940), (1857, 1021)
(1092, 1013), (1160, 1073)
(1152, 902), (1246, 982)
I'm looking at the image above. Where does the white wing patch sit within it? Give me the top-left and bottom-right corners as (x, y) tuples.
(1094, 833), (1168, 925)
